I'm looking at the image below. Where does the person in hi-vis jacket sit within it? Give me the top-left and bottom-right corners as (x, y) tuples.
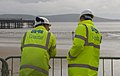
(19, 16), (56, 76)
(67, 9), (102, 76)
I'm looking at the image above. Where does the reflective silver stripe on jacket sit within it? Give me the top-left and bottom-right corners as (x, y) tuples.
(21, 32), (27, 51)
(85, 43), (100, 48)
(21, 44), (48, 50)
(75, 34), (100, 49)
(74, 24), (100, 49)
(46, 32), (51, 48)
(68, 64), (98, 71)
(75, 35), (86, 42)
(83, 24), (88, 42)
(20, 65), (48, 75)
(21, 32), (51, 50)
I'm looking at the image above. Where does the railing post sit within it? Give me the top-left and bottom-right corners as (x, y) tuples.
(11, 58), (14, 76)
(52, 58), (54, 76)
(61, 58), (62, 76)
(0, 58), (9, 76)
(103, 59), (105, 76)
(111, 59), (113, 76)
(72, 31), (74, 40)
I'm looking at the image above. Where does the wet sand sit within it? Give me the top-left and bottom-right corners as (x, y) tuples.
(1, 39), (120, 58)
(0, 42), (70, 58)
(0, 45), (20, 58)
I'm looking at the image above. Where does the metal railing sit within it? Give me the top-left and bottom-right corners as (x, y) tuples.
(100, 57), (120, 76)
(0, 56), (120, 76)
(0, 57), (9, 76)
(4, 56), (120, 76)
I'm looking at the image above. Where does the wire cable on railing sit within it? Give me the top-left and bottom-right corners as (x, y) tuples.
(0, 58), (9, 76)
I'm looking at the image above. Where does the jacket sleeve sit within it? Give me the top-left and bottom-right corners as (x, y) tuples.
(67, 24), (86, 59)
(49, 33), (57, 57)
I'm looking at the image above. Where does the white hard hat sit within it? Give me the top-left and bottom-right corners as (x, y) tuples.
(80, 9), (94, 18)
(34, 16), (51, 26)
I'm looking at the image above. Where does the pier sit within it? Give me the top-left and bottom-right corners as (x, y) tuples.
(0, 19), (34, 29)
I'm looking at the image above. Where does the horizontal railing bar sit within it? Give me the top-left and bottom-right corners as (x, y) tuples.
(5, 56), (120, 61)
(100, 57), (120, 59)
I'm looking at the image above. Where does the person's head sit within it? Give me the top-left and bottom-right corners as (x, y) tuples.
(80, 9), (94, 21)
(34, 16), (51, 31)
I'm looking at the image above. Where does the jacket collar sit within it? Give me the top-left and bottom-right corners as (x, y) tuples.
(34, 26), (47, 31)
(78, 20), (94, 26)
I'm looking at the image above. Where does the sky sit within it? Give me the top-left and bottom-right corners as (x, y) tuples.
(0, 0), (120, 19)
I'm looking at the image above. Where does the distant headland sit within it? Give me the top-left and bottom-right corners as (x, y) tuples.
(0, 14), (120, 22)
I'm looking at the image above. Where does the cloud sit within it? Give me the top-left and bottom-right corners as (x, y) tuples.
(16, 0), (56, 3)
(0, 0), (120, 19)
(0, 0), (55, 3)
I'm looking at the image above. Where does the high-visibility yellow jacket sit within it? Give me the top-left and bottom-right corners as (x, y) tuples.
(67, 20), (102, 76)
(19, 26), (56, 76)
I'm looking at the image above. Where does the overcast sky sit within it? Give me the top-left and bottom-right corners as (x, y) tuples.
(0, 0), (120, 19)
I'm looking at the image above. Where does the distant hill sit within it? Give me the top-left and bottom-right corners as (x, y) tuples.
(0, 14), (120, 22)
(0, 14), (35, 20)
(44, 14), (120, 22)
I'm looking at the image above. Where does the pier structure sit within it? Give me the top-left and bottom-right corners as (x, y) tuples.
(0, 19), (34, 29)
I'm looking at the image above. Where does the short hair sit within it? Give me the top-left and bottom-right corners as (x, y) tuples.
(80, 14), (93, 20)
